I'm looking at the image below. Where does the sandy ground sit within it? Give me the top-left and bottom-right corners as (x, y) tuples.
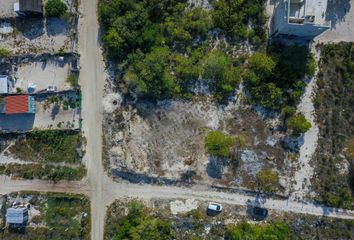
(103, 97), (289, 190)
(1, 176), (354, 221)
(78, 0), (108, 239)
(0, 17), (70, 55)
(0, 0), (17, 19)
(315, 0), (354, 43)
(33, 100), (80, 130)
(15, 59), (70, 93)
(291, 47), (320, 201)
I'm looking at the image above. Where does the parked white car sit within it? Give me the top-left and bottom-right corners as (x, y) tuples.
(207, 203), (223, 214)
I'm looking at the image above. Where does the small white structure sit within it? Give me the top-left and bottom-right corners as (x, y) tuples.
(0, 75), (9, 94)
(272, 0), (331, 39)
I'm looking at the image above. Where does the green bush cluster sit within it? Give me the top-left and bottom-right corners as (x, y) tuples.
(212, 0), (267, 44)
(227, 221), (290, 240)
(9, 130), (81, 164)
(45, 0), (68, 17)
(99, 0), (265, 101)
(205, 131), (236, 158)
(286, 114), (311, 136)
(244, 42), (316, 110)
(0, 163), (86, 182)
(112, 200), (174, 239)
(0, 48), (12, 58)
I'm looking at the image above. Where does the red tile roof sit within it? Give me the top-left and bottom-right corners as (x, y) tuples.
(5, 95), (29, 114)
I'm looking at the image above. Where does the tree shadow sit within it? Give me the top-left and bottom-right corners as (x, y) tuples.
(15, 18), (44, 40)
(51, 104), (60, 120)
(46, 17), (68, 36)
(326, 0), (351, 29)
(206, 156), (228, 179)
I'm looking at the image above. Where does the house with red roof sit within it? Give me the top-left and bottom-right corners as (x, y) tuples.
(0, 95), (36, 115)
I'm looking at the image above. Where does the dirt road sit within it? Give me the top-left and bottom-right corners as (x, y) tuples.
(77, 0), (108, 239)
(2, 176), (354, 223)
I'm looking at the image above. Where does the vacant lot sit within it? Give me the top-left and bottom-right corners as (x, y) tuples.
(103, 97), (290, 193)
(15, 56), (72, 93)
(0, 192), (90, 240)
(311, 43), (354, 208)
(0, 130), (85, 181)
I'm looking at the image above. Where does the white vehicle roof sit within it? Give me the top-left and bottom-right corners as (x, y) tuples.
(208, 203), (223, 211)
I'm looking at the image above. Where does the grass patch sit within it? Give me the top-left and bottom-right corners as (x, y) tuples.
(9, 130), (81, 164)
(0, 163), (86, 182)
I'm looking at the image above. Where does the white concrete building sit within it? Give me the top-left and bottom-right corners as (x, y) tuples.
(272, 0), (331, 39)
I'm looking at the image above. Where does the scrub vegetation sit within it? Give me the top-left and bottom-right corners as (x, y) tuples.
(0, 163), (86, 182)
(0, 192), (90, 240)
(98, 0), (267, 101)
(45, 0), (68, 17)
(9, 130), (82, 164)
(311, 43), (354, 209)
(244, 42), (316, 111)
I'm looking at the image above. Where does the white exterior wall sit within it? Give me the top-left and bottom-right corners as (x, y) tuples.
(272, 0), (330, 39)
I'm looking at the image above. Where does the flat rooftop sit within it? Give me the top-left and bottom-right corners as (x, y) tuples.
(288, 0), (330, 26)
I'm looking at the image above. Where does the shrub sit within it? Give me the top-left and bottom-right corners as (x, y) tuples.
(248, 52), (276, 77)
(123, 47), (179, 99)
(45, 0), (68, 17)
(66, 72), (79, 88)
(202, 50), (241, 101)
(256, 169), (279, 192)
(0, 48), (12, 58)
(205, 131), (236, 158)
(113, 200), (174, 239)
(227, 221), (289, 240)
(287, 114), (312, 136)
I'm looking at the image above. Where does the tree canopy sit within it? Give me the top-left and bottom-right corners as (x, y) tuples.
(99, 0), (266, 101)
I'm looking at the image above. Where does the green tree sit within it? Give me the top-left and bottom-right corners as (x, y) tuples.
(45, 0), (67, 17)
(248, 52), (276, 77)
(256, 169), (279, 192)
(202, 51), (240, 101)
(287, 114), (312, 136)
(211, 0), (267, 41)
(124, 47), (179, 99)
(205, 131), (236, 158)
